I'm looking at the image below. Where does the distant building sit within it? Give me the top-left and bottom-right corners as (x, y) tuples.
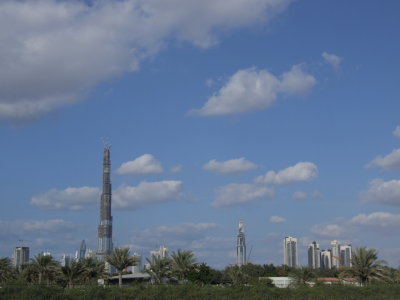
(340, 245), (352, 267)
(331, 240), (341, 268)
(283, 237), (298, 267)
(61, 254), (72, 267)
(97, 146), (113, 259)
(13, 247), (29, 270)
(132, 253), (142, 273)
(236, 220), (247, 267)
(78, 240), (86, 262)
(150, 246), (168, 263)
(308, 241), (321, 269)
(321, 250), (332, 269)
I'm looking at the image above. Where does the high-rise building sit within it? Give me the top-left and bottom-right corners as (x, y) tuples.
(321, 249), (332, 269)
(13, 247), (29, 270)
(132, 253), (142, 273)
(283, 236), (298, 268)
(78, 240), (86, 262)
(97, 146), (113, 258)
(308, 241), (321, 269)
(150, 246), (169, 263)
(61, 254), (72, 267)
(340, 245), (352, 267)
(236, 220), (246, 266)
(331, 240), (341, 268)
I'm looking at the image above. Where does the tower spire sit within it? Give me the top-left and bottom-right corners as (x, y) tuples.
(97, 146), (113, 257)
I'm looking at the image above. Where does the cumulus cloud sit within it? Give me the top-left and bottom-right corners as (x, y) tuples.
(0, 219), (78, 237)
(212, 183), (274, 207)
(393, 126), (400, 139)
(0, 0), (292, 123)
(203, 157), (258, 174)
(322, 51), (343, 72)
(255, 162), (318, 185)
(30, 186), (100, 210)
(269, 216), (286, 223)
(292, 191), (307, 200)
(191, 65), (315, 116)
(116, 154), (163, 175)
(366, 149), (400, 171)
(113, 180), (182, 209)
(360, 178), (400, 206)
(311, 212), (400, 239)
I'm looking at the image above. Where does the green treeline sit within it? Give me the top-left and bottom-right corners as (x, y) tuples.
(1, 247), (400, 299)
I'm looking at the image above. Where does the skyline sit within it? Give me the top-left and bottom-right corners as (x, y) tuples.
(1, 0), (400, 269)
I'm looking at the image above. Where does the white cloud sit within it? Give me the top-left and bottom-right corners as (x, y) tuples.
(0, 0), (292, 123)
(322, 51), (343, 72)
(30, 186), (100, 210)
(212, 183), (274, 207)
(116, 154), (163, 175)
(191, 65), (315, 116)
(113, 180), (182, 209)
(0, 219), (78, 237)
(366, 149), (400, 171)
(292, 191), (307, 200)
(311, 212), (400, 239)
(203, 157), (258, 174)
(269, 216), (286, 223)
(360, 178), (400, 206)
(393, 126), (400, 139)
(170, 164), (183, 173)
(255, 162), (318, 185)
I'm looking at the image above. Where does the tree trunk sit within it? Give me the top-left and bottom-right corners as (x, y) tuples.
(119, 272), (122, 287)
(38, 272), (42, 285)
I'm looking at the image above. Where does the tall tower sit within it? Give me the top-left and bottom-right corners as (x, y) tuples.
(283, 236), (298, 267)
(97, 146), (113, 257)
(236, 220), (246, 266)
(78, 240), (86, 262)
(13, 246), (29, 270)
(308, 241), (321, 269)
(331, 240), (341, 268)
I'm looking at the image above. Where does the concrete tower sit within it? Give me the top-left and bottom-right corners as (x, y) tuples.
(308, 241), (321, 269)
(78, 240), (86, 262)
(236, 220), (246, 266)
(13, 246), (29, 270)
(97, 146), (113, 257)
(283, 236), (298, 267)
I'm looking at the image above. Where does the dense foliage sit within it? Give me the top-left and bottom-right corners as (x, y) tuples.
(1, 247), (400, 299)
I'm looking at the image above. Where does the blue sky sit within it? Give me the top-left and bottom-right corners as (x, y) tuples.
(1, 0), (400, 268)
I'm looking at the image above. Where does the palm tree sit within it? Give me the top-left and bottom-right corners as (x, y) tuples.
(61, 261), (84, 288)
(171, 249), (197, 281)
(106, 247), (138, 287)
(81, 257), (105, 285)
(31, 254), (60, 285)
(289, 267), (315, 286)
(351, 247), (387, 284)
(145, 255), (172, 284)
(0, 257), (16, 284)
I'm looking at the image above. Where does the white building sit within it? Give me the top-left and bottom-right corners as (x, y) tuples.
(283, 237), (298, 268)
(13, 247), (29, 270)
(340, 245), (352, 267)
(308, 241), (320, 269)
(321, 250), (332, 269)
(132, 253), (142, 273)
(150, 246), (168, 263)
(331, 240), (341, 268)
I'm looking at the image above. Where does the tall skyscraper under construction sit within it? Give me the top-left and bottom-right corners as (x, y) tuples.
(97, 146), (113, 257)
(236, 220), (246, 266)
